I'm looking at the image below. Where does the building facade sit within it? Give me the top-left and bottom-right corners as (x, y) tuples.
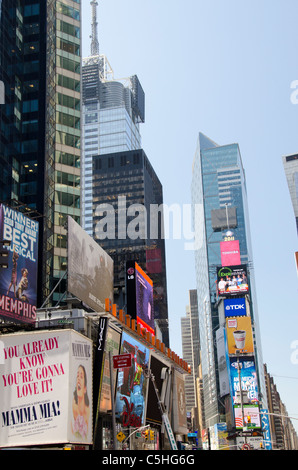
(0, 0), (81, 306)
(283, 153), (298, 235)
(191, 132), (267, 432)
(92, 149), (169, 346)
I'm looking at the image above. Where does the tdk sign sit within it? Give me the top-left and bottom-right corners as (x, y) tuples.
(224, 298), (246, 317)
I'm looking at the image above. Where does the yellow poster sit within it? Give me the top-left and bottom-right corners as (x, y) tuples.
(226, 316), (254, 355)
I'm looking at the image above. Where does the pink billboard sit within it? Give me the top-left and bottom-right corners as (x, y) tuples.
(220, 240), (241, 266)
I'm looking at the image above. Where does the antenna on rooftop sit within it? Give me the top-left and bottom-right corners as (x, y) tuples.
(90, 0), (99, 56)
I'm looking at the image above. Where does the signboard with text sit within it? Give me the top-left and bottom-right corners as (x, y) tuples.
(0, 330), (93, 447)
(0, 204), (39, 324)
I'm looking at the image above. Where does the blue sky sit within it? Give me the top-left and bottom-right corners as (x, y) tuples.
(82, 0), (298, 432)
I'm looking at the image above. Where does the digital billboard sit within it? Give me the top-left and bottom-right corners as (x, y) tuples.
(115, 331), (150, 428)
(229, 357), (259, 405)
(217, 265), (249, 296)
(226, 316), (254, 355)
(220, 240), (241, 266)
(0, 204), (39, 324)
(126, 261), (155, 335)
(0, 330), (93, 447)
(234, 405), (261, 430)
(67, 216), (113, 312)
(224, 298), (246, 317)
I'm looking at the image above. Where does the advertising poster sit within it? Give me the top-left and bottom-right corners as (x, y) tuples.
(98, 324), (121, 413)
(234, 404), (261, 429)
(209, 423), (230, 450)
(224, 298), (247, 317)
(67, 216), (113, 312)
(0, 204), (39, 324)
(229, 357), (259, 404)
(217, 265), (249, 296)
(220, 240), (241, 266)
(216, 327), (230, 397)
(135, 263), (155, 335)
(172, 370), (188, 434)
(115, 331), (150, 428)
(226, 316), (254, 355)
(126, 261), (155, 335)
(0, 330), (93, 448)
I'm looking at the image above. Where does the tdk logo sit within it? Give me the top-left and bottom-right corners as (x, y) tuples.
(224, 298), (246, 317)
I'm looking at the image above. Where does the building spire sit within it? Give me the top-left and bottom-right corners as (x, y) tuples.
(90, 0), (99, 56)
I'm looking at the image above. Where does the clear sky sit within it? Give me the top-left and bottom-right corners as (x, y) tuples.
(82, 0), (298, 432)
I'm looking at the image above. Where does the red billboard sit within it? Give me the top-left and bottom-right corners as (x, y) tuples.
(220, 240), (241, 266)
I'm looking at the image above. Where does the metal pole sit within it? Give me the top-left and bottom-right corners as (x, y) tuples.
(109, 351), (117, 450)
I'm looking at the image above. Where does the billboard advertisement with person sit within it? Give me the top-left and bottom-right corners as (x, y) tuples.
(217, 265), (249, 297)
(67, 216), (113, 312)
(0, 330), (93, 447)
(0, 204), (39, 324)
(115, 331), (150, 428)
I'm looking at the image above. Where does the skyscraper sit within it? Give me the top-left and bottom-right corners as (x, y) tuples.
(283, 153), (298, 235)
(191, 132), (267, 432)
(0, 0), (81, 306)
(181, 290), (200, 418)
(82, 2), (169, 345)
(81, 1), (144, 236)
(92, 149), (169, 346)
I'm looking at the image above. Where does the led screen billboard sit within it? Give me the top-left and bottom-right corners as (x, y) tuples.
(0, 204), (39, 324)
(217, 265), (249, 296)
(229, 357), (259, 405)
(220, 240), (241, 266)
(234, 405), (261, 430)
(224, 298), (246, 317)
(115, 331), (150, 428)
(226, 316), (254, 355)
(0, 330), (93, 447)
(67, 216), (113, 312)
(126, 261), (155, 335)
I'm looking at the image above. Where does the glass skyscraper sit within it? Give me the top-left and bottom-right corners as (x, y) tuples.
(0, 0), (81, 305)
(81, 2), (144, 236)
(283, 153), (298, 235)
(191, 132), (267, 430)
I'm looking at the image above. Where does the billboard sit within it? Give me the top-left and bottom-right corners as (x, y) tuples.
(0, 330), (93, 447)
(217, 265), (249, 296)
(224, 298), (246, 317)
(115, 331), (150, 428)
(67, 216), (113, 312)
(0, 204), (39, 324)
(209, 423), (230, 450)
(220, 240), (241, 266)
(234, 404), (261, 430)
(229, 357), (259, 405)
(226, 316), (254, 355)
(126, 261), (155, 335)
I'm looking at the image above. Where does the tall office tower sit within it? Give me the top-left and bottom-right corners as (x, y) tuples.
(81, 1), (144, 235)
(191, 133), (267, 433)
(93, 149), (169, 346)
(181, 290), (200, 420)
(0, 0), (81, 306)
(283, 153), (298, 235)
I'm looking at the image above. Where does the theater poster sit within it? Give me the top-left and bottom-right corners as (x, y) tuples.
(0, 204), (39, 324)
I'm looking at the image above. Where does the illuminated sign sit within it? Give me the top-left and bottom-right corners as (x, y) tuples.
(217, 265), (249, 297)
(220, 240), (241, 266)
(126, 261), (155, 336)
(224, 298), (246, 317)
(0, 204), (39, 324)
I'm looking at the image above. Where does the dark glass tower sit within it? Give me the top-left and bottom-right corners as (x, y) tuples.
(0, 0), (81, 307)
(93, 149), (169, 346)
